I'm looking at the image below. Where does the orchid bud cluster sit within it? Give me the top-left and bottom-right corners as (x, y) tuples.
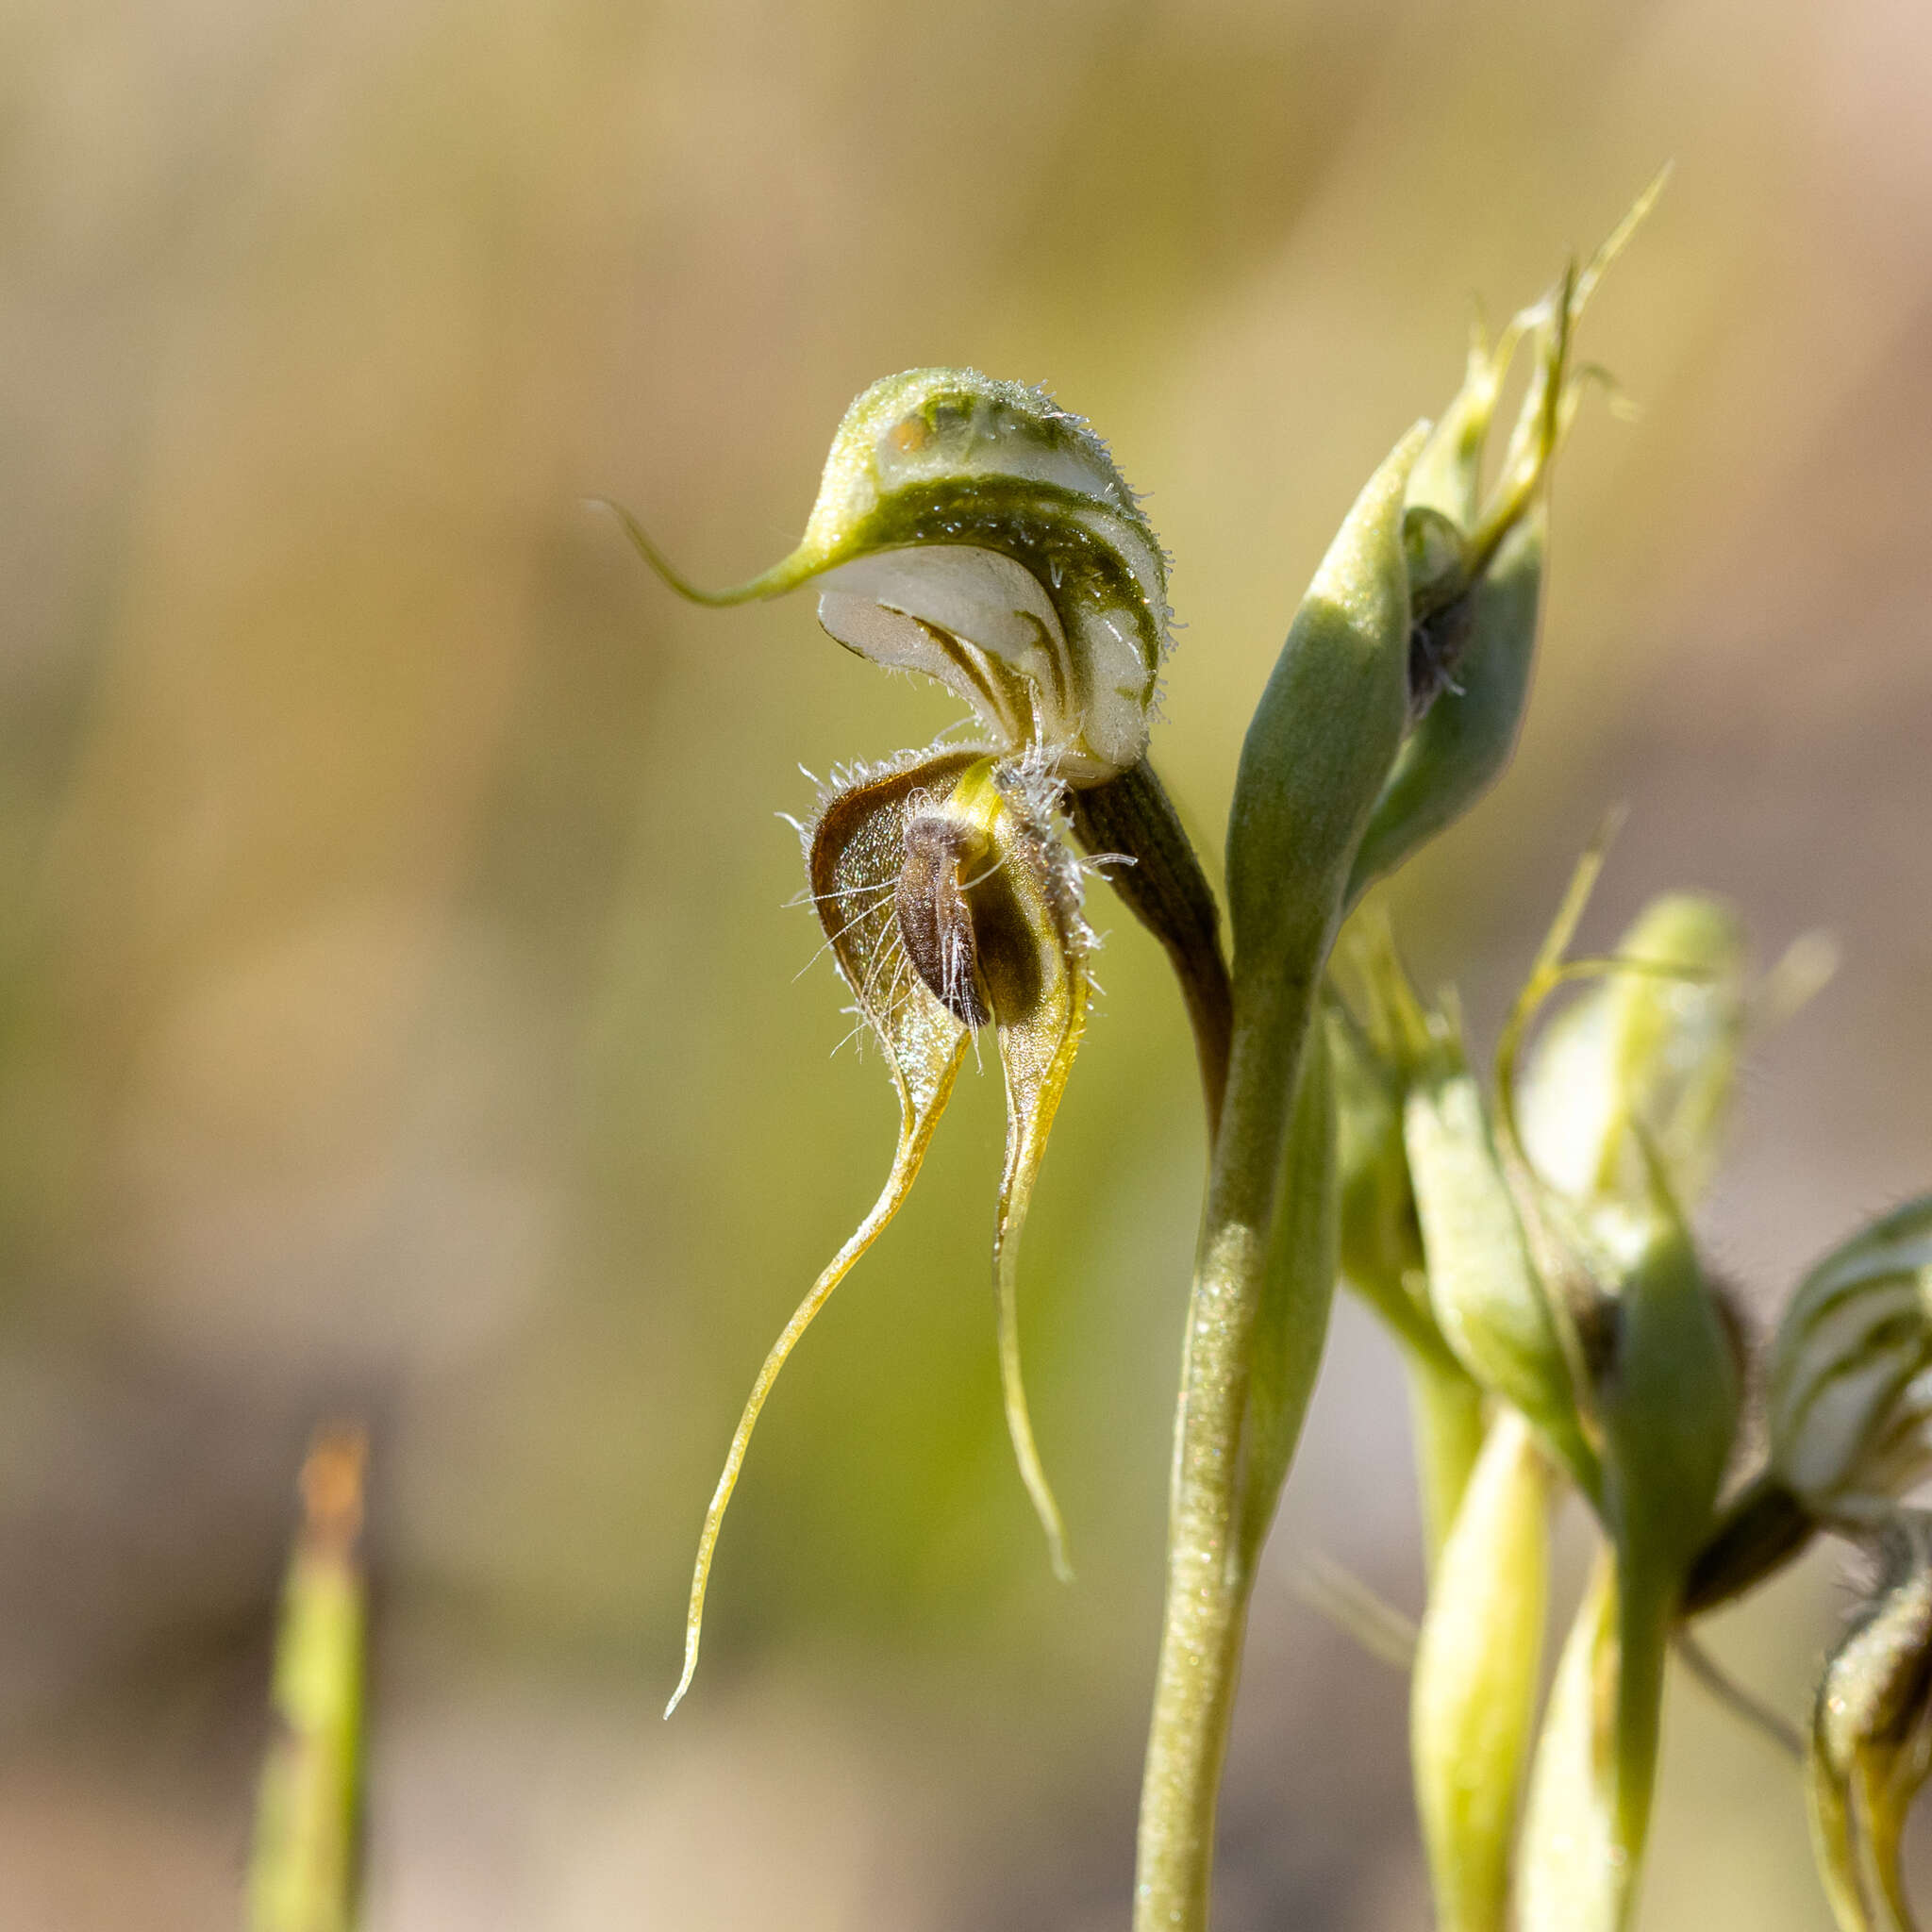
(1334, 865), (1932, 1932)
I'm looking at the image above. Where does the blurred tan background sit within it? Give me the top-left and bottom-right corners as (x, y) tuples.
(3, 0), (1930, 1925)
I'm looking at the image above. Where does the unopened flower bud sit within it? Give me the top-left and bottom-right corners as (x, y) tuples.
(1520, 1198), (1741, 1932)
(1591, 1181), (1741, 1874)
(1348, 172), (1666, 904)
(1402, 1000), (1599, 1499)
(1226, 420), (1424, 1006)
(1770, 1196), (1932, 1516)
(1325, 985), (1428, 1352)
(1519, 891), (1749, 1213)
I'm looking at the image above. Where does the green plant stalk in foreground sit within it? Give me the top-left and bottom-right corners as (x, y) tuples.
(1134, 425), (1421, 1929)
(249, 1425), (368, 1932)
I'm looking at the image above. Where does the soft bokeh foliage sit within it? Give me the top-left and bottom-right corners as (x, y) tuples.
(4, 2), (1931, 1927)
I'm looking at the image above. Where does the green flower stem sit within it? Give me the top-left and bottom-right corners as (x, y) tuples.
(1135, 425), (1424, 1931)
(1134, 976), (1325, 1932)
(1068, 758), (1233, 1135)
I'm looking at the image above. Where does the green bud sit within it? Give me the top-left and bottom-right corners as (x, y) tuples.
(249, 1426), (367, 1932)
(1519, 1256), (1739, 1932)
(1501, 858), (1740, 1915)
(1326, 938), (1487, 1563)
(1226, 420), (1424, 1000)
(1347, 507), (1543, 904)
(1592, 1176), (1742, 1880)
(1411, 1408), (1554, 1932)
(606, 369), (1173, 784)
(1770, 1196), (1932, 1517)
(1402, 1004), (1598, 1498)
(1347, 172), (1666, 901)
(668, 745), (1093, 1714)
(1807, 1512), (1932, 1932)
(1519, 891), (1749, 1213)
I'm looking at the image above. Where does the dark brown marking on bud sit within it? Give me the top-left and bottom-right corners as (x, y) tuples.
(1407, 591), (1477, 724)
(896, 815), (991, 1027)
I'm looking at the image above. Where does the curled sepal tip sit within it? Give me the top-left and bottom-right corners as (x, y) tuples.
(605, 367), (1174, 785)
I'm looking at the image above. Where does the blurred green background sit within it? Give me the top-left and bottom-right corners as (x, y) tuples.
(4, 1), (1930, 1925)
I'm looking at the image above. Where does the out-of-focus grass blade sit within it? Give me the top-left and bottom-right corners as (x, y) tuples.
(248, 1423), (368, 1932)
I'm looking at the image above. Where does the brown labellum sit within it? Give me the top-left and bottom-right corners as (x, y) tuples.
(895, 814), (991, 1027)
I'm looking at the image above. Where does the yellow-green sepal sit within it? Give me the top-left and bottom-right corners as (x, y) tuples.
(1411, 1407), (1553, 1932)
(1518, 891), (1750, 1211)
(1402, 1013), (1599, 1500)
(1518, 1551), (1624, 1932)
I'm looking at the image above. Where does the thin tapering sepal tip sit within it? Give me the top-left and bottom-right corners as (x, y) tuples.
(663, 1113), (946, 1718)
(664, 1666), (694, 1721)
(591, 495), (808, 607)
(997, 1257), (1074, 1585)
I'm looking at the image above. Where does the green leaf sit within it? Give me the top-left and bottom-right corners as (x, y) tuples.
(1593, 1174), (1740, 1876)
(1236, 1020), (1340, 1579)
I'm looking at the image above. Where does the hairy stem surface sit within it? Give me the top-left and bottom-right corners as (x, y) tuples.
(1134, 975), (1321, 1930)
